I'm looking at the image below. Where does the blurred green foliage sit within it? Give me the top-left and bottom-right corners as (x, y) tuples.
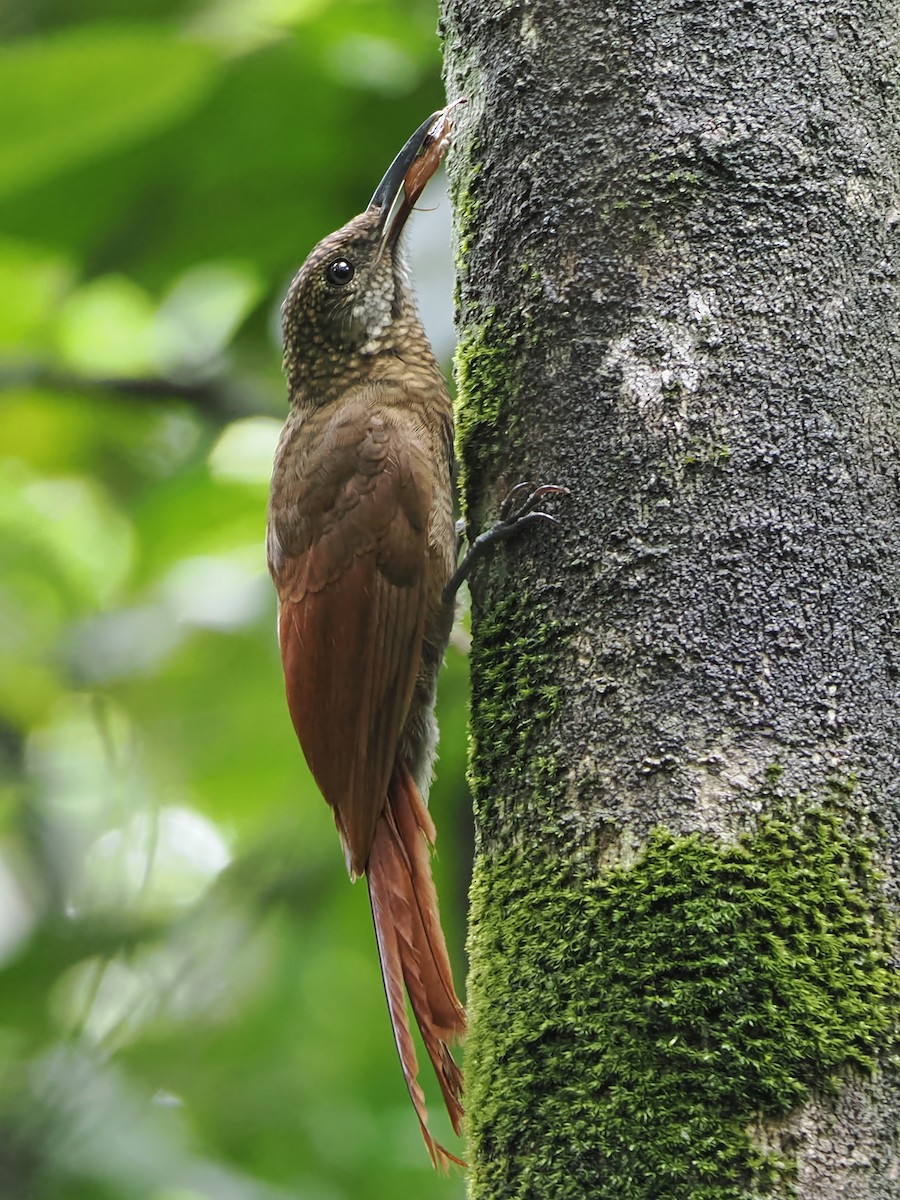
(0, 2), (470, 1196)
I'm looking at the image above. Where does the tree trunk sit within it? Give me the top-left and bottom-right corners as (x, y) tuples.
(439, 1), (900, 1197)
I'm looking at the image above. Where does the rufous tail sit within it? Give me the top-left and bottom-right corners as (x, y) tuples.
(367, 761), (467, 1168)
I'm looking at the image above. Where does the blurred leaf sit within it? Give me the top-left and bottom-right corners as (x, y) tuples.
(0, 26), (216, 200)
(1, 462), (136, 607)
(208, 417), (282, 485)
(155, 263), (265, 376)
(0, 389), (204, 485)
(55, 276), (158, 376)
(0, 4), (465, 1197)
(0, 240), (73, 358)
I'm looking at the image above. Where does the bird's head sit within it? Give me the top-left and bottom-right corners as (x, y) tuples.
(282, 111), (448, 397)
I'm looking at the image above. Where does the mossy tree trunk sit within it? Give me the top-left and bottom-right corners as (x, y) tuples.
(440, 1), (900, 1197)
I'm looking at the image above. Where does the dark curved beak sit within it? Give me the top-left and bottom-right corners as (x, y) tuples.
(368, 111), (442, 242)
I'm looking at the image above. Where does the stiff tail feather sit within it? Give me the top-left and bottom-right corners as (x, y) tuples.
(367, 762), (466, 1168)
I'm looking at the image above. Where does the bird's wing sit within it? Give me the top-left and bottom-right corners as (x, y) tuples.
(269, 394), (431, 877)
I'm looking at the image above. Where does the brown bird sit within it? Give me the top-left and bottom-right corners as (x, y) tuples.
(267, 109), (466, 1167)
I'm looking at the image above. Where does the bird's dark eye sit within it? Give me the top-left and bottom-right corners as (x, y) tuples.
(325, 258), (355, 286)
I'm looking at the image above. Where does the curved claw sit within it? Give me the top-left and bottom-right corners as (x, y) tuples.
(519, 511), (560, 526)
(498, 480), (538, 520)
(501, 483), (569, 526)
(443, 481), (569, 603)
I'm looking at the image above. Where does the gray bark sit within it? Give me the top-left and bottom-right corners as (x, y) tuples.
(440, 0), (900, 1196)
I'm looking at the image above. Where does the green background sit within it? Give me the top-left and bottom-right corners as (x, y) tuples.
(0, 2), (469, 1196)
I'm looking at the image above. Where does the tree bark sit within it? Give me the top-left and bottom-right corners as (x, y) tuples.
(440, 1), (900, 1197)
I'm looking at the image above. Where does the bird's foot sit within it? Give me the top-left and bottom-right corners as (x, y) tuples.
(443, 482), (568, 602)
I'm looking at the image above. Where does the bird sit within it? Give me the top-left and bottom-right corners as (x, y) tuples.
(267, 108), (466, 1168)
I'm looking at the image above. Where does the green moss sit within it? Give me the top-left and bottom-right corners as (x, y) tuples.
(763, 762), (784, 788)
(465, 810), (899, 1199)
(683, 440), (732, 470)
(665, 168), (701, 187)
(827, 772), (859, 799)
(449, 142), (569, 842)
(450, 154), (482, 274)
(661, 380), (686, 403)
(453, 312), (526, 512)
(467, 589), (566, 838)
(450, 142), (536, 513)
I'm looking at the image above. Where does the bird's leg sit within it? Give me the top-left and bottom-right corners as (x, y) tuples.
(443, 482), (568, 603)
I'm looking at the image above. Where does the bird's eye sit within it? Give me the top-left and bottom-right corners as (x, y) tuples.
(325, 258), (355, 286)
